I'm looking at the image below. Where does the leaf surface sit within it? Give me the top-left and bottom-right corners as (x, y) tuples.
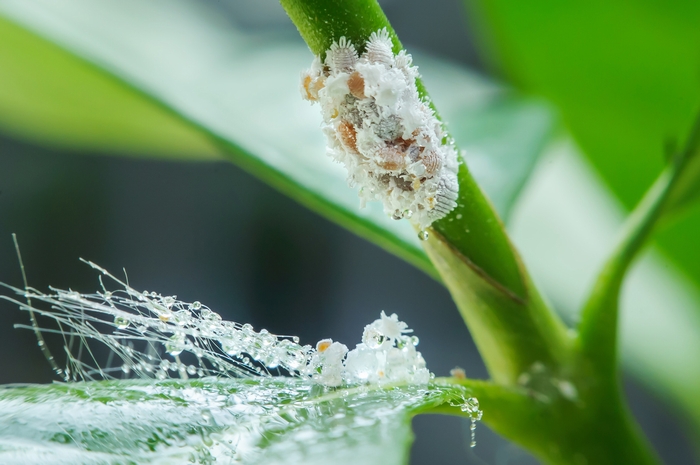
(0, 378), (470, 464)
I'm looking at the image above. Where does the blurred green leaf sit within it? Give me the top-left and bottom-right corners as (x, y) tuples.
(0, 0), (553, 280)
(0, 0), (554, 278)
(468, 0), (700, 314)
(0, 378), (471, 464)
(0, 16), (221, 160)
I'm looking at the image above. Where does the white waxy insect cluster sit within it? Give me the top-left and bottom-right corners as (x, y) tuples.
(3, 261), (431, 388)
(301, 29), (460, 229)
(309, 311), (430, 387)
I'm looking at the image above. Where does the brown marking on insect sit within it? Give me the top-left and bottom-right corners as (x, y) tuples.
(377, 146), (405, 171)
(316, 339), (332, 352)
(337, 120), (358, 152)
(393, 175), (414, 192)
(421, 150), (442, 174)
(302, 74), (325, 101)
(347, 71), (366, 99)
(312, 78), (325, 95)
(302, 75), (315, 101)
(393, 137), (415, 150)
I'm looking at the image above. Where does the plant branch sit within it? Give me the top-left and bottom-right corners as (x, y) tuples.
(578, 112), (700, 376)
(280, 0), (527, 299)
(281, 0), (571, 384)
(423, 231), (572, 384)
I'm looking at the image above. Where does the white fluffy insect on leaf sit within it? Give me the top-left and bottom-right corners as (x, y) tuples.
(301, 29), (460, 231)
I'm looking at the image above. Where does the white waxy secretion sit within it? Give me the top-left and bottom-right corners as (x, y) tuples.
(4, 261), (432, 389)
(301, 29), (459, 229)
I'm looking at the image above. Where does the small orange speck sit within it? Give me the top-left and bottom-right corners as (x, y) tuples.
(317, 340), (332, 352)
(302, 75), (315, 100)
(450, 367), (466, 379)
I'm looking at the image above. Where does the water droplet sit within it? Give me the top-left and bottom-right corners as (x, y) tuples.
(165, 333), (186, 356)
(391, 209), (403, 220)
(292, 336), (300, 344)
(410, 336), (419, 346)
(469, 418), (478, 448)
(104, 291), (113, 300)
(186, 365), (197, 376)
(114, 316), (129, 329)
(121, 364), (131, 374)
(221, 341), (239, 356)
(37, 340), (45, 347)
(402, 209), (413, 219)
(190, 301), (202, 311)
(456, 213), (463, 220)
(418, 230), (429, 241)
(174, 310), (191, 326)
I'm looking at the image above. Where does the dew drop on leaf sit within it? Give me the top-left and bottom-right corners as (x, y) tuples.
(114, 316), (129, 329)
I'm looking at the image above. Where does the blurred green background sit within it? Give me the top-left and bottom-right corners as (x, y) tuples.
(0, 0), (698, 463)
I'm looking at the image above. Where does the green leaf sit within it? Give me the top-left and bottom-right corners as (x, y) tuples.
(469, 0), (700, 208)
(0, 378), (471, 464)
(0, 0), (554, 280)
(0, 15), (221, 160)
(468, 0), (700, 323)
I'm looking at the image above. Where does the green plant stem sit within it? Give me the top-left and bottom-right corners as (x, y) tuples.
(432, 378), (658, 465)
(280, 1), (661, 463)
(422, 231), (571, 384)
(280, 0), (526, 299)
(578, 113), (700, 376)
(281, 0), (571, 382)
